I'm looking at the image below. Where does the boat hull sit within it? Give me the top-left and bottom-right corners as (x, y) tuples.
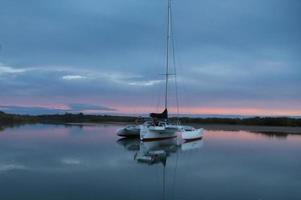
(181, 128), (204, 141)
(140, 125), (178, 141)
(117, 126), (140, 138)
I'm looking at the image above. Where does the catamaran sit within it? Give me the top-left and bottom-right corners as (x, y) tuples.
(117, 0), (203, 141)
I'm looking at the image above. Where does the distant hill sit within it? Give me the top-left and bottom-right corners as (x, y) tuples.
(0, 111), (301, 127)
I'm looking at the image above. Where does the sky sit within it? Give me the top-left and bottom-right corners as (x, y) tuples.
(0, 0), (300, 116)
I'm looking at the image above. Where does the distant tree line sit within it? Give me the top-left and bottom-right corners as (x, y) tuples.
(0, 111), (37, 125)
(0, 111), (136, 126)
(0, 111), (301, 128)
(176, 116), (301, 127)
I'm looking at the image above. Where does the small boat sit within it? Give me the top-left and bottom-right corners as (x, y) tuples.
(180, 126), (204, 141)
(116, 125), (140, 138)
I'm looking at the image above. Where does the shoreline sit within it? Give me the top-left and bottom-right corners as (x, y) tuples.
(65, 122), (301, 135)
(191, 123), (301, 135)
(1, 111), (301, 135)
(1, 122), (301, 135)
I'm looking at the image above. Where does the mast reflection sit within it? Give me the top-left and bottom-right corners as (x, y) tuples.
(117, 138), (203, 165)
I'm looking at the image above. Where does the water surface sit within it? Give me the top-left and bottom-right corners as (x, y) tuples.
(0, 124), (300, 200)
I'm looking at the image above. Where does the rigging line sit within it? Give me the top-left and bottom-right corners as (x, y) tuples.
(156, 80), (164, 112)
(170, 0), (180, 121)
(163, 165), (166, 200)
(172, 146), (180, 200)
(165, 0), (171, 110)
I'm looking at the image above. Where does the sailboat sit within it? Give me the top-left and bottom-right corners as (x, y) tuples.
(117, 0), (204, 141)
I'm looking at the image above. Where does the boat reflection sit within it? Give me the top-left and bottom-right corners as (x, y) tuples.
(117, 138), (203, 199)
(117, 138), (203, 165)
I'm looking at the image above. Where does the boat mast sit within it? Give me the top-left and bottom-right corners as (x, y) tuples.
(165, 0), (171, 110)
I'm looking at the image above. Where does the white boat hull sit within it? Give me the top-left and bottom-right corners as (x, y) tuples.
(140, 125), (177, 141)
(117, 125), (140, 137)
(181, 128), (204, 141)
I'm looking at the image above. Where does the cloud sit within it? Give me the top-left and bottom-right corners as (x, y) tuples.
(62, 75), (87, 80)
(0, 63), (29, 75)
(0, 103), (116, 115)
(68, 103), (116, 112)
(61, 158), (81, 165)
(128, 79), (163, 86)
(0, 164), (27, 172)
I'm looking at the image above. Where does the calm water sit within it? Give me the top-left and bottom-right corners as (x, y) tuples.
(0, 124), (301, 200)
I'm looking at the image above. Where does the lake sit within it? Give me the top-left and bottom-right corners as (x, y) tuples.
(0, 124), (300, 200)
